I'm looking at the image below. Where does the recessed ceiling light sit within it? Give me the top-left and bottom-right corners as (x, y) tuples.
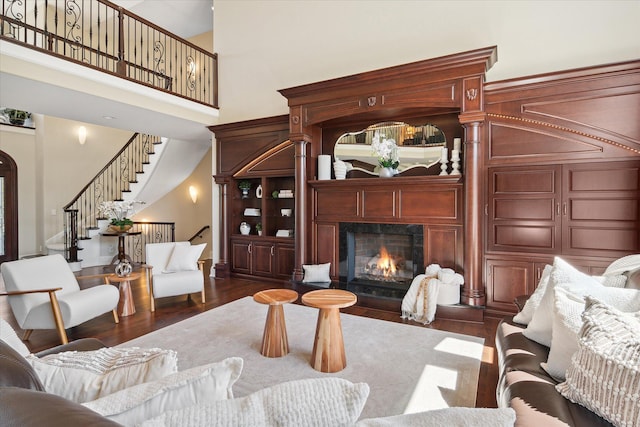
(103, 115), (116, 120)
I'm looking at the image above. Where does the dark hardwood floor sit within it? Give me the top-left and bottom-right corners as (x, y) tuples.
(0, 260), (501, 408)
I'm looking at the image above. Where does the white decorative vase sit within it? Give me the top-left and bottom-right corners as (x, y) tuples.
(379, 167), (395, 178)
(333, 160), (347, 180)
(256, 185), (263, 198)
(239, 222), (251, 235)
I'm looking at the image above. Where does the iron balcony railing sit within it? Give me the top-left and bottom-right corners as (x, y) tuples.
(1, 0), (217, 108)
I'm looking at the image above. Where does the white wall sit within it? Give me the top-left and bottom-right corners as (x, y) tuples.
(214, 0), (640, 124)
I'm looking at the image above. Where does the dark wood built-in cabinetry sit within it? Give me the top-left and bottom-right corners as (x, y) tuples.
(210, 115), (295, 282)
(211, 50), (640, 318)
(484, 60), (640, 315)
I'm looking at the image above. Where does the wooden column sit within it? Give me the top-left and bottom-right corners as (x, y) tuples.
(214, 178), (230, 278)
(293, 138), (308, 281)
(461, 120), (485, 306)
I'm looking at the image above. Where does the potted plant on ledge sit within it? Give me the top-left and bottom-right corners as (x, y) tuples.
(256, 222), (263, 236)
(238, 181), (252, 199)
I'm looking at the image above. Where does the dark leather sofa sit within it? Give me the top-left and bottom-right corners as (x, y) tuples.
(495, 268), (640, 427)
(0, 338), (122, 426)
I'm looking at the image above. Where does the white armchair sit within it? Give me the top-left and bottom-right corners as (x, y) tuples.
(143, 242), (206, 312)
(0, 254), (120, 344)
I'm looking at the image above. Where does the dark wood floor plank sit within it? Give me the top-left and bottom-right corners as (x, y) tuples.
(0, 260), (500, 408)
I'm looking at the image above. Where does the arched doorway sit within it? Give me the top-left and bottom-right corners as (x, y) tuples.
(0, 151), (18, 264)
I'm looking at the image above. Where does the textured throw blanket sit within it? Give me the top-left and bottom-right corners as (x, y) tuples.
(401, 273), (440, 324)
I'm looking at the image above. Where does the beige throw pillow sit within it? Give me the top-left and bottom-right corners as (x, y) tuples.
(28, 347), (178, 403)
(557, 298), (640, 427)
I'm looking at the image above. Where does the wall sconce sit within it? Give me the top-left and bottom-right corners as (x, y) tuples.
(78, 126), (87, 145)
(189, 185), (198, 204)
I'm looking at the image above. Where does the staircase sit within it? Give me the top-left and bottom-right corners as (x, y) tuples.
(46, 133), (164, 270)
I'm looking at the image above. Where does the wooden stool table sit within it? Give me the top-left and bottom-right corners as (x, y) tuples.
(253, 289), (299, 358)
(302, 289), (357, 373)
(104, 272), (141, 317)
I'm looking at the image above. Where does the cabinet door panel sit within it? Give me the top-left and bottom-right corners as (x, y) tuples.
(252, 243), (274, 276)
(494, 199), (554, 220)
(569, 227), (638, 252)
(275, 244), (295, 279)
(563, 161), (640, 256)
(231, 240), (251, 274)
(569, 167), (639, 192)
(571, 199), (638, 221)
(493, 169), (556, 194)
(486, 259), (533, 313)
(494, 225), (557, 250)
(488, 165), (561, 253)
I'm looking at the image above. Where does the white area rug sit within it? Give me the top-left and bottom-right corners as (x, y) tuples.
(120, 296), (484, 419)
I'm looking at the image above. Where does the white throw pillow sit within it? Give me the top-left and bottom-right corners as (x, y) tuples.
(513, 264), (552, 325)
(524, 257), (600, 347)
(0, 319), (31, 357)
(302, 263), (331, 283)
(522, 257), (640, 347)
(557, 298), (640, 427)
(541, 287), (585, 381)
(355, 407), (516, 427)
(138, 377), (369, 427)
(83, 357), (242, 427)
(164, 243), (206, 273)
(28, 347), (178, 403)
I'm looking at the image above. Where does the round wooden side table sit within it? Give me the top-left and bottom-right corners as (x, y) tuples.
(301, 289), (357, 373)
(253, 289), (299, 358)
(104, 272), (141, 317)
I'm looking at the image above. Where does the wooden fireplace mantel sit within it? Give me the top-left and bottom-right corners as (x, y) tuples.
(279, 47), (498, 309)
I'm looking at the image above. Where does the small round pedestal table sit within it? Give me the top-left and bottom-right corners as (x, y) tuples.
(104, 272), (141, 317)
(253, 289), (299, 358)
(302, 289), (357, 373)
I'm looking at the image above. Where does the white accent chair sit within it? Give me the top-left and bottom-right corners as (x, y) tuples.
(0, 254), (120, 344)
(143, 242), (205, 312)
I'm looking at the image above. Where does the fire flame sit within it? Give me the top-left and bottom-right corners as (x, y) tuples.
(376, 246), (397, 277)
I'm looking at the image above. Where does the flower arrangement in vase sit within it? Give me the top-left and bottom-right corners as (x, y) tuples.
(99, 200), (144, 232)
(371, 131), (399, 177)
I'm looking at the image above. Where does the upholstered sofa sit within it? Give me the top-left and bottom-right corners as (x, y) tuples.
(0, 334), (517, 427)
(495, 261), (640, 427)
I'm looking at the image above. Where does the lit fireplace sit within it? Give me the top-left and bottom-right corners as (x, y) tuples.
(365, 246), (400, 279)
(339, 223), (423, 299)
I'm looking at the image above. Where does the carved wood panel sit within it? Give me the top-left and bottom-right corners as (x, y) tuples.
(315, 223), (338, 277)
(425, 225), (463, 270)
(362, 189), (396, 220)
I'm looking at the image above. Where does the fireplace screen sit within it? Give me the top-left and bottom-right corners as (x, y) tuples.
(339, 223), (423, 298)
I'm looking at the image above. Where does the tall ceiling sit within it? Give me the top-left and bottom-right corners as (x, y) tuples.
(112, 0), (214, 39)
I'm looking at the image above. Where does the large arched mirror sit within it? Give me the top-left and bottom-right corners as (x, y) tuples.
(333, 121), (446, 176)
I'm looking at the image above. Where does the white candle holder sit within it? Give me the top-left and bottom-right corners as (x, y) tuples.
(439, 158), (449, 176)
(450, 149), (461, 176)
